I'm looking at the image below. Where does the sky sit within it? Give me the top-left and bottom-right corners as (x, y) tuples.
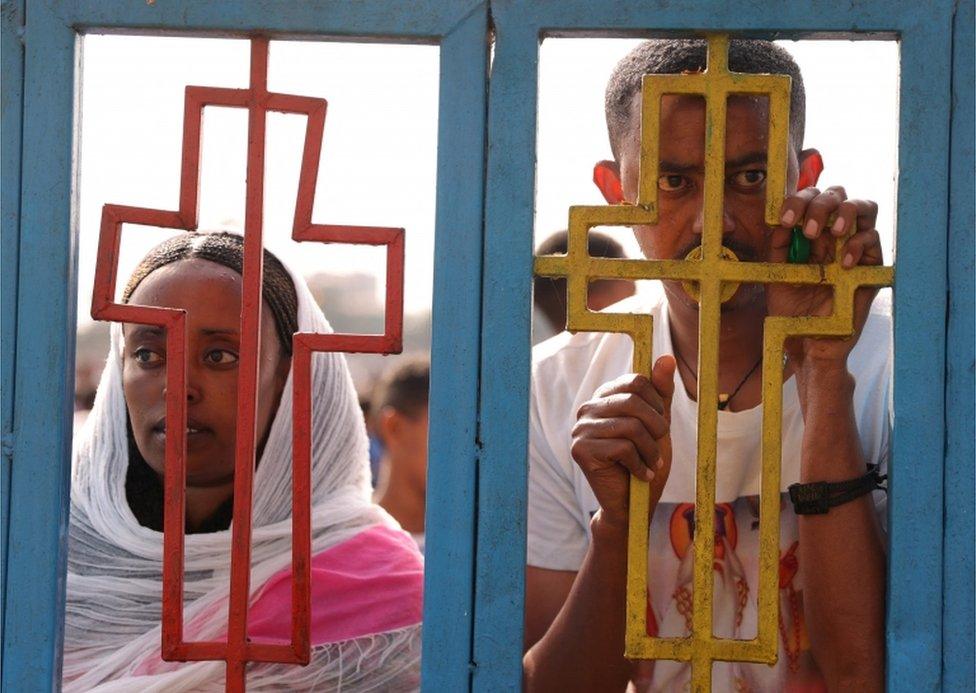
(76, 35), (898, 325)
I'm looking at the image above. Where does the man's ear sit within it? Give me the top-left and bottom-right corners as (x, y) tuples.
(797, 148), (824, 190)
(378, 408), (399, 446)
(593, 160), (624, 204)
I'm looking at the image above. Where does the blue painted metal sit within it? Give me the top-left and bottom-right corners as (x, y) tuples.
(0, 0), (25, 655)
(421, 3), (489, 692)
(473, 16), (539, 693)
(38, 0), (479, 40)
(2, 4), (77, 690)
(943, 0), (975, 689)
(887, 14), (954, 691)
(481, 1), (958, 691)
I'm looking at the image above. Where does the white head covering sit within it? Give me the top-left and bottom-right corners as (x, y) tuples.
(62, 247), (421, 691)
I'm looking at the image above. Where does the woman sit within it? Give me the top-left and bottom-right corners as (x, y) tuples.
(63, 232), (423, 691)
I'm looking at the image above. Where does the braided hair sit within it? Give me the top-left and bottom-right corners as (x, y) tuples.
(121, 231), (299, 532)
(122, 231), (299, 354)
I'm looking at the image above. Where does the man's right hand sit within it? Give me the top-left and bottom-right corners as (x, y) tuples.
(570, 355), (676, 529)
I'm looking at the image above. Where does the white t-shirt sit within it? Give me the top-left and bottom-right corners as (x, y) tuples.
(528, 291), (891, 692)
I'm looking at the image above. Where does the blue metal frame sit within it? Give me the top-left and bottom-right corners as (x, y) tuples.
(943, 1), (975, 689)
(481, 1), (967, 691)
(0, 1), (488, 690)
(0, 0), (26, 658)
(2, 0), (973, 691)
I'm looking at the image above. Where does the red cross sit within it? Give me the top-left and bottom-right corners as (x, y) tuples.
(91, 37), (405, 692)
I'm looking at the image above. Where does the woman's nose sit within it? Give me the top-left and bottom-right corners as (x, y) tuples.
(163, 379), (202, 404)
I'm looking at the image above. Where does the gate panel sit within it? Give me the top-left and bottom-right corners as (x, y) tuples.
(2, 2), (487, 690)
(481, 1), (954, 690)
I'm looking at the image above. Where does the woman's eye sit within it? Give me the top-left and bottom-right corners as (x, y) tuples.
(133, 348), (163, 365)
(205, 350), (239, 365)
(658, 174), (689, 192)
(730, 169), (767, 188)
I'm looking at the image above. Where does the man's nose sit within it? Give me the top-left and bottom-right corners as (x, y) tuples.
(691, 203), (736, 236)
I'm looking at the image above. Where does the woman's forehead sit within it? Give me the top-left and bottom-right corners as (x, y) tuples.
(127, 258), (241, 304)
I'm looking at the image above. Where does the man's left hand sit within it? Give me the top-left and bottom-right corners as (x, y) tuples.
(766, 185), (883, 368)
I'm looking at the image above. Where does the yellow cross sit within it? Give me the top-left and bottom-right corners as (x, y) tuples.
(534, 34), (893, 691)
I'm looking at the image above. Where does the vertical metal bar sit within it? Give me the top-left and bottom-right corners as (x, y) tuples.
(2, 7), (77, 690)
(886, 16), (952, 691)
(290, 337), (313, 661)
(421, 3), (489, 690)
(225, 36), (270, 693)
(472, 17), (537, 693)
(943, 0), (975, 688)
(0, 0), (25, 653)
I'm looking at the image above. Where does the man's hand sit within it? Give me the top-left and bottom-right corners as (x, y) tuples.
(570, 355), (676, 528)
(766, 185), (883, 367)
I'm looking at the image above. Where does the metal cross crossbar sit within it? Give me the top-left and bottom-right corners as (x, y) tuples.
(534, 34), (893, 691)
(91, 37), (404, 692)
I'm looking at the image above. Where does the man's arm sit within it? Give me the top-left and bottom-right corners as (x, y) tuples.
(523, 516), (632, 692)
(524, 567), (576, 652)
(523, 357), (676, 692)
(771, 188), (887, 689)
(795, 364), (886, 690)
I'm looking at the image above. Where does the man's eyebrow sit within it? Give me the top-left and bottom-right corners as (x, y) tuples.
(724, 151), (768, 169)
(658, 160), (701, 174)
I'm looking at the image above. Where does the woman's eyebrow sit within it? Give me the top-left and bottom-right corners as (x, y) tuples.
(127, 325), (164, 339)
(200, 328), (240, 337)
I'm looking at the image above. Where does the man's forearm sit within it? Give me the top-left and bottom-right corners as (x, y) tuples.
(523, 512), (632, 692)
(796, 364), (886, 690)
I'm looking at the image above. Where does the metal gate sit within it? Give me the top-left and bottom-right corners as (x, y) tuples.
(1, 1), (972, 691)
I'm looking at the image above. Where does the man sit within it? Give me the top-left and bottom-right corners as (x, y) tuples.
(524, 39), (888, 692)
(533, 230), (637, 343)
(373, 356), (430, 552)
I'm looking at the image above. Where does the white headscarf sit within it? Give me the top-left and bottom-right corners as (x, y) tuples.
(62, 252), (421, 692)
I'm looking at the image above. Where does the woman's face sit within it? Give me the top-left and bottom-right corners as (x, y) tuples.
(123, 258), (290, 487)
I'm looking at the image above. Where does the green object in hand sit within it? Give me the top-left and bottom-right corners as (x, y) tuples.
(788, 226), (811, 263)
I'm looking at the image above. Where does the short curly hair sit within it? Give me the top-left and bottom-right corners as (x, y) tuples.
(605, 39), (806, 160)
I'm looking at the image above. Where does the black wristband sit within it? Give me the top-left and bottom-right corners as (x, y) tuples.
(788, 464), (887, 515)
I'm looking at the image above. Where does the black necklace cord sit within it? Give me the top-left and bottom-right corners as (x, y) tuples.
(674, 348), (763, 411)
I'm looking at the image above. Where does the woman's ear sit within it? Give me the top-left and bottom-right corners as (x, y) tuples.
(797, 149), (824, 190)
(593, 160), (624, 204)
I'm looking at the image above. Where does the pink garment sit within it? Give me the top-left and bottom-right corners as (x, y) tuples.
(247, 524), (424, 645)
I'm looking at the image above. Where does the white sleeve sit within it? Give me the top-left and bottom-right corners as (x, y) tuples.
(526, 383), (589, 572)
(872, 384), (893, 537)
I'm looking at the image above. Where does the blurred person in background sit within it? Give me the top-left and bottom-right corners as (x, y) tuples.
(533, 230), (636, 344)
(358, 391), (385, 488)
(373, 356), (430, 553)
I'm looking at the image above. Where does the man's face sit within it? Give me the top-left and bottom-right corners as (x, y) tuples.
(615, 93), (800, 310)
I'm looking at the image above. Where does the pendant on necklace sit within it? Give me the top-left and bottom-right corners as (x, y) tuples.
(718, 393), (730, 410)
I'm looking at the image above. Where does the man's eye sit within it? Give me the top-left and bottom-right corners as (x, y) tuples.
(134, 348), (163, 365)
(730, 169), (767, 188)
(658, 175), (689, 192)
(205, 349), (239, 365)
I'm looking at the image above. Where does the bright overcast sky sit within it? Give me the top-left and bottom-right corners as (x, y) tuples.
(76, 35), (898, 324)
